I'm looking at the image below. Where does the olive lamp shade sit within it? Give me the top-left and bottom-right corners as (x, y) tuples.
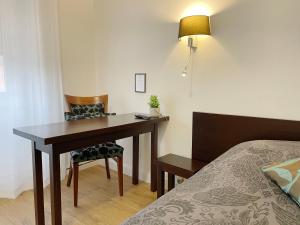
(178, 15), (211, 39)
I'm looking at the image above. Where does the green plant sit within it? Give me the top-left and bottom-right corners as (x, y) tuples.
(148, 95), (160, 108)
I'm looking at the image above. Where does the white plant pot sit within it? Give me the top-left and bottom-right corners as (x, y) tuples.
(149, 107), (160, 117)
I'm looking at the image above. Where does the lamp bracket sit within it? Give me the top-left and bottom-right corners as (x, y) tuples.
(188, 37), (198, 49)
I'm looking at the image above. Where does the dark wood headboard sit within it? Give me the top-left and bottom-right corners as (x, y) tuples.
(192, 112), (300, 163)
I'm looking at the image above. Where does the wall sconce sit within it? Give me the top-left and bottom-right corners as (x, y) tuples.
(179, 15), (211, 77)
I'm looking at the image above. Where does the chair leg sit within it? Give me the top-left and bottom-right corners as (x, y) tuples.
(105, 158), (111, 179)
(117, 156), (123, 196)
(67, 162), (73, 187)
(73, 162), (79, 207)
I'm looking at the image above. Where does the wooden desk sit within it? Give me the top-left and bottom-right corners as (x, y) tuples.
(13, 113), (169, 225)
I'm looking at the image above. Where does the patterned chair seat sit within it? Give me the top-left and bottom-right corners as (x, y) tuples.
(71, 142), (124, 163)
(65, 110), (123, 164)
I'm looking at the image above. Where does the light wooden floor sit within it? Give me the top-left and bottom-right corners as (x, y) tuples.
(0, 165), (156, 225)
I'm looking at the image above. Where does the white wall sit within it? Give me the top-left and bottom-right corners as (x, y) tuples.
(91, 0), (300, 182)
(57, 0), (300, 182)
(58, 0), (97, 96)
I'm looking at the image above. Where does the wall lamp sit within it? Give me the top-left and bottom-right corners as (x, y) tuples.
(179, 15), (211, 77)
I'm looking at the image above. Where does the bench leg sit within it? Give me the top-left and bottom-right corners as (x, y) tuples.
(168, 173), (175, 191)
(157, 166), (164, 198)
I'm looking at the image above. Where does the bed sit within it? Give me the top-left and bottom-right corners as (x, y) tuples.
(121, 112), (300, 225)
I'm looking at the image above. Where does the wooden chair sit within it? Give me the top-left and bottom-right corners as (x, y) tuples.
(65, 94), (123, 207)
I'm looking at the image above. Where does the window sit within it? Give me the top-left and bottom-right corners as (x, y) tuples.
(0, 55), (5, 92)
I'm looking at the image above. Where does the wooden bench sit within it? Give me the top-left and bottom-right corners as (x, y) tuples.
(157, 154), (207, 198)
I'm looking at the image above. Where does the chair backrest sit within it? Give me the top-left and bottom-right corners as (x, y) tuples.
(65, 94), (108, 113)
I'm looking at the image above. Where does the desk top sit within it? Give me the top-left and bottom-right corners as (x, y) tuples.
(13, 113), (169, 145)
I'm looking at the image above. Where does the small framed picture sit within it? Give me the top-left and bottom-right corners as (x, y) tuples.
(135, 73), (146, 93)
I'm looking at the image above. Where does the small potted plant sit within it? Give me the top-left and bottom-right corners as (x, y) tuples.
(148, 95), (161, 117)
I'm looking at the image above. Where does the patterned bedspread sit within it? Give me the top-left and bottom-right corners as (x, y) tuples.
(122, 140), (300, 225)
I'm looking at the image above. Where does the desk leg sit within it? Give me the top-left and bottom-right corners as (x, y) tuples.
(157, 165), (164, 198)
(32, 142), (45, 225)
(151, 124), (158, 192)
(132, 135), (139, 185)
(49, 151), (62, 225)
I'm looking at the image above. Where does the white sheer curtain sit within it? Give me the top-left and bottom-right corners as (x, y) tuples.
(0, 0), (66, 198)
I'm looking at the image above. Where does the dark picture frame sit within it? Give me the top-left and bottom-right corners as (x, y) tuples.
(135, 73), (146, 93)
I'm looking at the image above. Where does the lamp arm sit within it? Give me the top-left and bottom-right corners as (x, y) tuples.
(183, 43), (193, 72)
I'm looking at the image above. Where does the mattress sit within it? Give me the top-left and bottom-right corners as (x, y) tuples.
(121, 140), (300, 225)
